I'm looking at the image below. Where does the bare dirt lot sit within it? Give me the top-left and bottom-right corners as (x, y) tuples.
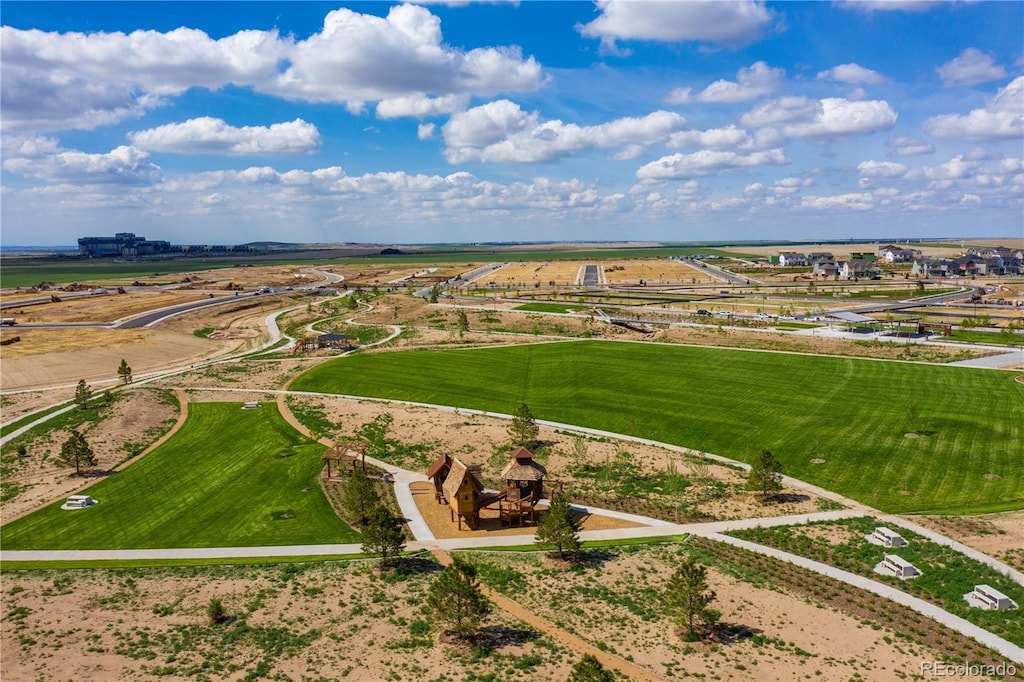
(0, 542), (954, 682)
(0, 329), (235, 391)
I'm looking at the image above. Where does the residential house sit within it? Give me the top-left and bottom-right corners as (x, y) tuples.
(807, 251), (834, 264)
(839, 258), (881, 280)
(879, 245), (922, 263)
(778, 252), (808, 267)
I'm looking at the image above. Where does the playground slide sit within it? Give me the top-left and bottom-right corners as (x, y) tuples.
(476, 488), (508, 511)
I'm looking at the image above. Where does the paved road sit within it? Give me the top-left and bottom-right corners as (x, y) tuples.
(581, 264), (600, 287)
(682, 258), (752, 284)
(115, 294), (251, 328)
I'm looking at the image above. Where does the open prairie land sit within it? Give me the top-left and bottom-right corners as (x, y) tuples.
(291, 340), (1024, 514)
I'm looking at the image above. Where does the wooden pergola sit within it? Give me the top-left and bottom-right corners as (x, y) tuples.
(323, 438), (367, 479)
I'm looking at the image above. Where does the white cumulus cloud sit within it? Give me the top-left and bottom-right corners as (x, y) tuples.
(936, 48), (1007, 87)
(816, 63), (886, 84)
(0, 5), (544, 132)
(442, 100), (687, 163)
(666, 61), (783, 105)
(636, 148), (787, 180)
(3, 144), (161, 184)
(128, 118), (321, 155)
(923, 77), (1024, 141)
(263, 5), (544, 108)
(376, 94), (471, 119)
(886, 135), (934, 156)
(741, 97), (898, 138)
(578, 0), (775, 48)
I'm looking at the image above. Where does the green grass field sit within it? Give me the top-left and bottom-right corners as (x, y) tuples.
(291, 341), (1024, 514)
(0, 403), (359, 550)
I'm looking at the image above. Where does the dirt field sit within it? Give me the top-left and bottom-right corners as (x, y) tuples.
(0, 542), (951, 682)
(474, 261), (585, 288)
(3, 290), (209, 324)
(602, 259), (718, 285)
(0, 329), (236, 391)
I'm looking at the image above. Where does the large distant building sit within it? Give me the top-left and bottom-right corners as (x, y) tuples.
(78, 232), (172, 258)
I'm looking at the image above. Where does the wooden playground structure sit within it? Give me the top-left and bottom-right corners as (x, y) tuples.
(426, 448), (547, 531)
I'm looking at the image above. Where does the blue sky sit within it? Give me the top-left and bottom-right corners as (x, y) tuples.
(1, 1), (1021, 246)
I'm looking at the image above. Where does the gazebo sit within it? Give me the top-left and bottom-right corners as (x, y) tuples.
(498, 448), (546, 527)
(501, 447), (546, 501)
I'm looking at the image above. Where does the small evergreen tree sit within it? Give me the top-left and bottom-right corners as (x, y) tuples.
(508, 403), (539, 447)
(428, 284), (440, 303)
(456, 309), (469, 338)
(535, 494), (580, 560)
(207, 597), (230, 625)
(665, 557), (720, 641)
(117, 359), (133, 384)
(745, 448), (783, 501)
(342, 467), (379, 526)
(74, 379), (92, 410)
(361, 503), (406, 568)
(567, 654), (616, 682)
(426, 557), (492, 638)
(57, 430), (97, 476)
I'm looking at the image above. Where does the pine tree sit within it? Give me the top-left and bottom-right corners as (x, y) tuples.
(535, 494), (580, 560)
(665, 557), (720, 641)
(117, 359), (133, 384)
(745, 449), (783, 501)
(343, 467), (379, 526)
(426, 557), (492, 638)
(74, 379), (92, 410)
(58, 430), (97, 476)
(456, 310), (469, 338)
(361, 503), (406, 568)
(508, 403), (539, 447)
(567, 654), (616, 682)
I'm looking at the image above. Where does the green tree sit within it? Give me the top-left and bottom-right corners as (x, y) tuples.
(567, 655), (616, 682)
(206, 597), (230, 625)
(456, 309), (469, 338)
(58, 430), (97, 476)
(429, 284), (440, 303)
(426, 557), (492, 638)
(346, 294), (359, 310)
(74, 379), (92, 410)
(508, 403), (539, 448)
(117, 358), (133, 384)
(745, 448), (783, 501)
(535, 494), (580, 560)
(343, 467), (379, 526)
(361, 503), (406, 568)
(665, 557), (720, 641)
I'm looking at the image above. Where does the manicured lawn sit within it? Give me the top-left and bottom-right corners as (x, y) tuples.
(0, 403), (359, 549)
(291, 340), (1024, 514)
